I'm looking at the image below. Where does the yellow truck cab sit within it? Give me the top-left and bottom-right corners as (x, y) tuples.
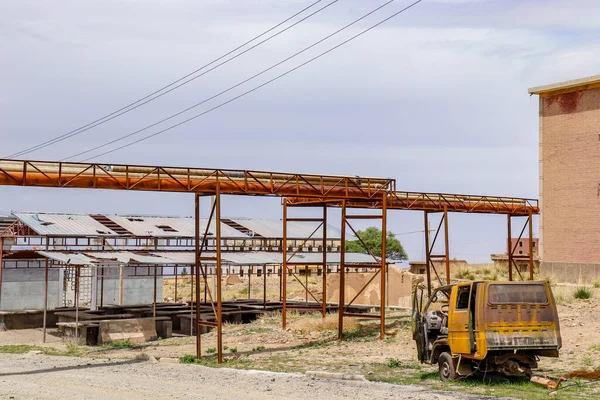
(412, 281), (561, 380)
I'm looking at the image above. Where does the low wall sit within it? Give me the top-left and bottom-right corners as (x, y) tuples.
(0, 267), (61, 312)
(540, 261), (600, 284)
(326, 267), (422, 308)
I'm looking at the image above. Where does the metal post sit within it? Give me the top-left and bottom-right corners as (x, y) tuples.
(190, 265), (194, 338)
(75, 266), (80, 341)
(528, 210), (534, 280)
(424, 212), (432, 296)
(263, 264), (267, 307)
(43, 258), (49, 343)
(153, 265), (157, 319)
(100, 266), (104, 308)
(248, 267), (251, 300)
(282, 199), (288, 329)
(338, 200), (346, 341)
(118, 264), (124, 305)
(0, 237), (3, 310)
(195, 193), (201, 358)
(305, 266), (308, 304)
(215, 186), (223, 364)
(443, 205), (450, 284)
(507, 215), (513, 281)
(174, 265), (178, 303)
(380, 195), (387, 340)
(322, 205), (327, 318)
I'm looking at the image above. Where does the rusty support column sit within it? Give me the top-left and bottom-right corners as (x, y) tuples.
(174, 265), (178, 302)
(424, 212), (432, 296)
(322, 204), (327, 318)
(43, 258), (49, 343)
(507, 215), (513, 281)
(0, 237), (3, 309)
(215, 185), (223, 364)
(195, 193), (201, 358)
(153, 266), (157, 319)
(282, 199), (288, 329)
(118, 264), (124, 305)
(100, 266), (104, 308)
(75, 266), (80, 340)
(338, 200), (346, 341)
(248, 267), (251, 300)
(443, 205), (450, 284)
(380, 195), (387, 340)
(528, 210), (534, 280)
(263, 265), (267, 307)
(190, 265), (194, 337)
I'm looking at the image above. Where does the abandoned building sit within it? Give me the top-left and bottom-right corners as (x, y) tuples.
(529, 75), (600, 282)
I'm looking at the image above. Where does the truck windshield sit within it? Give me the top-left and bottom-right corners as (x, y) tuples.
(488, 284), (548, 304)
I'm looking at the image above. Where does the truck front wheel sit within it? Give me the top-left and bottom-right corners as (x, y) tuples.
(438, 352), (457, 381)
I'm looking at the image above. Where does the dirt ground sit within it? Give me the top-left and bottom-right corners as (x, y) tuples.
(1, 281), (599, 399)
(0, 353), (482, 400)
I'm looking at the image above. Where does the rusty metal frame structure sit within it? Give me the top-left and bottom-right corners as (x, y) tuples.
(281, 200), (329, 329)
(0, 158), (540, 364)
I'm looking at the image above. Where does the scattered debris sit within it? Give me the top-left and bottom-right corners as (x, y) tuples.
(530, 375), (562, 389)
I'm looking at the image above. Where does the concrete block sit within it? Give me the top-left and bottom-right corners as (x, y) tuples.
(156, 319), (172, 339)
(99, 318), (157, 344)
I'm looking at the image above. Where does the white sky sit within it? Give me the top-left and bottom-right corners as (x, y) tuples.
(1, 0), (599, 262)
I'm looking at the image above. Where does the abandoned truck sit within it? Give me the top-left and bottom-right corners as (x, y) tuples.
(412, 281), (561, 380)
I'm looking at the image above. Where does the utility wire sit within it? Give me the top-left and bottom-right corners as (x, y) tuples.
(65, 0), (397, 161)
(80, 0), (423, 161)
(3, 0), (331, 160)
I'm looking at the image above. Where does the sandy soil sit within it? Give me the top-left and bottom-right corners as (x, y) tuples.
(0, 353), (476, 400)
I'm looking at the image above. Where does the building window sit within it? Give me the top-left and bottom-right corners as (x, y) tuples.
(519, 241), (523, 247)
(519, 250), (523, 254)
(532, 242), (536, 247)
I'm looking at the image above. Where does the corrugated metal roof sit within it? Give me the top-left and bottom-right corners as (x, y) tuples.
(13, 212), (340, 239)
(228, 218), (341, 239)
(36, 251), (379, 266)
(15, 213), (118, 236)
(107, 215), (245, 238)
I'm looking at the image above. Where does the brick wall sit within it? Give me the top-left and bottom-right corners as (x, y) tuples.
(540, 87), (600, 264)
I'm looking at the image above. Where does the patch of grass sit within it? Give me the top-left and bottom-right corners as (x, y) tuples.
(574, 287), (593, 300)
(454, 269), (475, 281)
(387, 358), (402, 368)
(229, 347), (238, 353)
(180, 354), (198, 364)
(252, 346), (266, 352)
(206, 347), (216, 354)
(0, 344), (83, 357)
(110, 339), (134, 348)
(594, 282), (600, 288)
(292, 313), (359, 334)
(238, 287), (249, 295)
(0, 344), (41, 354)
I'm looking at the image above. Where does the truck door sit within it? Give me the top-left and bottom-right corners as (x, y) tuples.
(449, 283), (473, 355)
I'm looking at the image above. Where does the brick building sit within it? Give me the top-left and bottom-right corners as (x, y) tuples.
(529, 75), (600, 282)
(510, 238), (538, 257)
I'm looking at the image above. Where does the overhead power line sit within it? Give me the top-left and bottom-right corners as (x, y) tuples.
(3, 0), (333, 160)
(65, 0), (399, 161)
(79, 0), (423, 162)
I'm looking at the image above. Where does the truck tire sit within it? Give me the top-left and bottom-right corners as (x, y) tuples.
(438, 352), (457, 381)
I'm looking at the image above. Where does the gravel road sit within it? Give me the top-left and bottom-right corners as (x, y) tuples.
(0, 353), (479, 400)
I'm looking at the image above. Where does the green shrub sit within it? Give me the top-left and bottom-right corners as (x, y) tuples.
(574, 287), (593, 300)
(229, 347), (238, 353)
(180, 354), (197, 364)
(388, 358), (402, 368)
(206, 347), (216, 354)
(593, 282), (600, 289)
(252, 346), (265, 352)
(111, 339), (134, 348)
